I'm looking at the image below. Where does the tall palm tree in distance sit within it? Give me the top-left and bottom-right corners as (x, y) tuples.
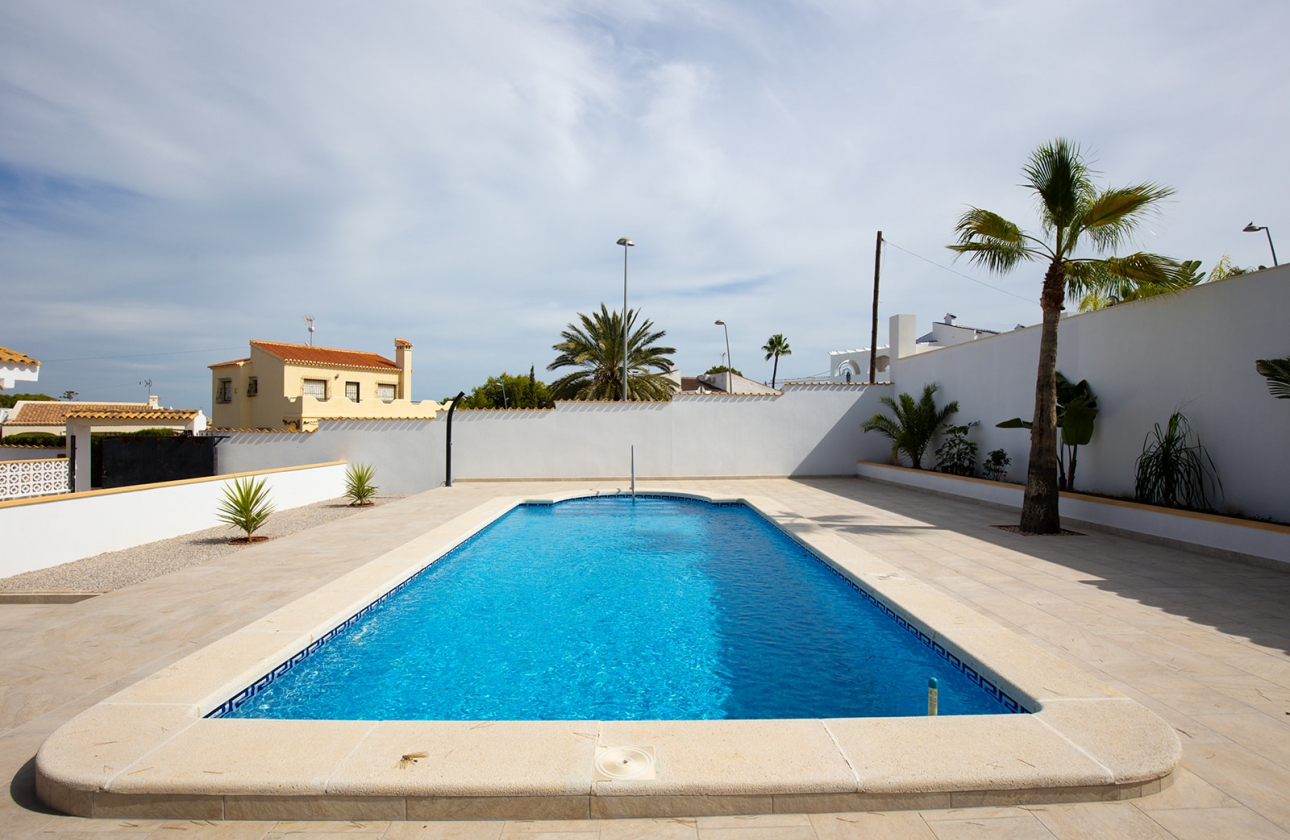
(548, 304), (678, 401)
(762, 334), (792, 389)
(948, 138), (1177, 533)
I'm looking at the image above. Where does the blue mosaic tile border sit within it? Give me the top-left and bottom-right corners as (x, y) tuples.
(771, 530), (1030, 715)
(208, 494), (1026, 718)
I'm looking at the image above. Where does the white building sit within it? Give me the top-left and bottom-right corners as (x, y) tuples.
(0, 346), (40, 391)
(829, 313), (1013, 383)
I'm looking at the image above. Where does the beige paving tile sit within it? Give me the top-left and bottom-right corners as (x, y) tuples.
(1181, 743), (1290, 831)
(1146, 807), (1290, 839)
(381, 822), (506, 840)
(141, 820), (273, 839)
(694, 826), (816, 840)
(1026, 801), (1177, 839)
(923, 813), (1057, 839)
(596, 818), (699, 840)
(268, 821), (387, 834)
(1132, 768), (1241, 812)
(1190, 712), (1290, 771)
(695, 815), (811, 829)
(809, 811), (936, 839)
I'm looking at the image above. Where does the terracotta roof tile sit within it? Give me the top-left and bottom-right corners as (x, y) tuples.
(6, 402), (150, 426)
(208, 357), (250, 369)
(251, 341), (398, 370)
(0, 346), (40, 366)
(395, 338), (413, 348)
(66, 409), (198, 421)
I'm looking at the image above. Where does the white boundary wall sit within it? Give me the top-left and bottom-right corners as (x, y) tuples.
(0, 462), (347, 578)
(214, 385), (890, 494)
(888, 266), (1290, 522)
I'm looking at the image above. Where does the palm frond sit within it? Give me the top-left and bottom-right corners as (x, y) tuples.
(947, 208), (1036, 273)
(1098, 252), (1179, 284)
(1256, 357), (1290, 399)
(1080, 183), (1175, 251)
(1023, 138), (1093, 232)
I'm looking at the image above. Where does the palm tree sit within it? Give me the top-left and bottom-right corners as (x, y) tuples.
(948, 138), (1177, 533)
(762, 334), (792, 389)
(1079, 259), (1204, 311)
(548, 304), (678, 401)
(861, 382), (959, 470)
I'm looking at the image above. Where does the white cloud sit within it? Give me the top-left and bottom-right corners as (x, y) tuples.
(2, 0), (1287, 407)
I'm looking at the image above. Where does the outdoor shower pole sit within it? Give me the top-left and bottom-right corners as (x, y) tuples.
(445, 390), (465, 487)
(869, 231), (882, 384)
(617, 238), (634, 401)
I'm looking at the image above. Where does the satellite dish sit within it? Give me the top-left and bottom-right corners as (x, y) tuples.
(303, 315), (316, 346)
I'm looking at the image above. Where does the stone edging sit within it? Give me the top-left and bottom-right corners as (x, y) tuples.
(35, 490), (1180, 820)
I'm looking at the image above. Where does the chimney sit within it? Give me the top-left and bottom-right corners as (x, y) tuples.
(148, 395), (159, 409)
(395, 338), (413, 400)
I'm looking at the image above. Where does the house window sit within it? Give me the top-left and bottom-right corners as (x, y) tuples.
(217, 379), (233, 403)
(247, 377), (258, 397)
(376, 383), (396, 402)
(346, 381), (360, 402)
(303, 379), (327, 399)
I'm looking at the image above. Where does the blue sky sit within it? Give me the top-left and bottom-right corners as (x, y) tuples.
(2, 1), (1286, 410)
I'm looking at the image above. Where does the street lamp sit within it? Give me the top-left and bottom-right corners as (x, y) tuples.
(617, 238), (634, 401)
(714, 319), (731, 373)
(1243, 223), (1279, 266)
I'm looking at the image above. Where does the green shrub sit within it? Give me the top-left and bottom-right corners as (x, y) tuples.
(2, 432), (65, 447)
(344, 463), (379, 506)
(935, 421), (979, 476)
(217, 477), (275, 541)
(1134, 411), (1222, 511)
(981, 449), (1011, 482)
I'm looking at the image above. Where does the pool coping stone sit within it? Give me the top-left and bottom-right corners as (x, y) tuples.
(34, 489), (1181, 820)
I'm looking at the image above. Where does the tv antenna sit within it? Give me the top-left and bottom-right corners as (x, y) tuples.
(303, 315), (316, 346)
(139, 379), (153, 397)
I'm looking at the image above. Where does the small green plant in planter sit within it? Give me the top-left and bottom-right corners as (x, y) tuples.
(1134, 411), (1222, 511)
(217, 477), (275, 543)
(935, 421), (979, 476)
(345, 463), (379, 506)
(981, 448), (1011, 482)
(861, 382), (959, 469)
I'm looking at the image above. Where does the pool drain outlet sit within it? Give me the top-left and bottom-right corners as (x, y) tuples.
(594, 746), (656, 781)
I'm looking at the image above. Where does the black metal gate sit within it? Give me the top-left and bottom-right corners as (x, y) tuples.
(101, 435), (217, 488)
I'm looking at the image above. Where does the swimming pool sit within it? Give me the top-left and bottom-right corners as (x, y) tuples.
(223, 496), (1019, 720)
(36, 486), (1180, 821)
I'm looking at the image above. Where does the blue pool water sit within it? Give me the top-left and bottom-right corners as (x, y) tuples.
(224, 496), (1021, 720)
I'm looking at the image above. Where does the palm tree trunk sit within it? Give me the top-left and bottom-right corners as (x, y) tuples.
(772, 354), (779, 389)
(1019, 261), (1065, 533)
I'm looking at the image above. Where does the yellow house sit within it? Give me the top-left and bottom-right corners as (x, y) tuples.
(209, 339), (440, 430)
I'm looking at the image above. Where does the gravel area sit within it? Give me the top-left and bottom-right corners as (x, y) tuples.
(0, 496), (406, 593)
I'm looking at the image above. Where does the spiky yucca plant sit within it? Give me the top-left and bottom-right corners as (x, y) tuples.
(217, 477), (275, 542)
(345, 462), (379, 506)
(1134, 411), (1222, 511)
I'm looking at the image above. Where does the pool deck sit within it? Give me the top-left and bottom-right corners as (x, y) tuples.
(5, 478), (1290, 838)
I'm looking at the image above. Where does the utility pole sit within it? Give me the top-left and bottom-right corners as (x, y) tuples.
(869, 231), (882, 384)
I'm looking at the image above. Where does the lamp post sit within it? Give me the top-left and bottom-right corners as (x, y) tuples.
(714, 320), (731, 374)
(617, 238), (634, 401)
(1243, 223), (1279, 266)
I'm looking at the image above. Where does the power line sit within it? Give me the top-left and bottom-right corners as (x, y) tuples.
(883, 239), (1038, 305)
(39, 347), (245, 363)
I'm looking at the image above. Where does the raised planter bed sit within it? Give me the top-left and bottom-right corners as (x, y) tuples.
(857, 461), (1290, 572)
